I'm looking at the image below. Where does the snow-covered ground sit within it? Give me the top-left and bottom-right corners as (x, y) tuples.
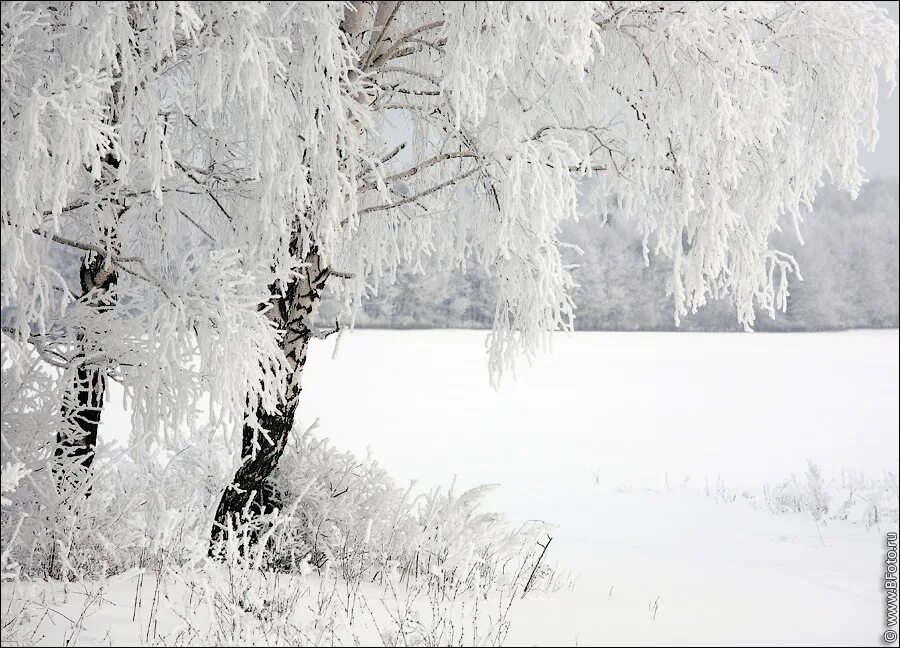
(298, 329), (899, 645)
(5, 330), (898, 645)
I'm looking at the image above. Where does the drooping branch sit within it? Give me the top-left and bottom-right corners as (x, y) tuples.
(356, 166), (480, 216)
(358, 150), (477, 194)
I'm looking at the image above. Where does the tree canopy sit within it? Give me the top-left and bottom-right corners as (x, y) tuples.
(2, 1), (897, 444)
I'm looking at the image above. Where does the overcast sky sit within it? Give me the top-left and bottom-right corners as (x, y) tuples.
(863, 1), (899, 178)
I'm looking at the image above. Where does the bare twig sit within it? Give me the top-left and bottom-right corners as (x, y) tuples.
(522, 535), (553, 598)
(174, 160), (234, 221)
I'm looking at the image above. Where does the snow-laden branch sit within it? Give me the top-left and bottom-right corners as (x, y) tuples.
(358, 151), (477, 194)
(357, 166), (480, 216)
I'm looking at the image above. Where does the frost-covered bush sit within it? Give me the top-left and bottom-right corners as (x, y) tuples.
(753, 465), (898, 527)
(1, 410), (552, 644)
(1, 387), (550, 596)
(1, 349), (212, 579)
(687, 465), (899, 528)
(268, 427), (552, 599)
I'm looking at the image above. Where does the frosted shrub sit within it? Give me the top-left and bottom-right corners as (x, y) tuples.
(270, 427), (553, 599)
(3, 404), (550, 590)
(803, 461), (831, 523)
(757, 466), (898, 527)
(834, 469), (899, 527)
(0, 461), (29, 582)
(1, 353), (218, 580)
(1, 408), (552, 643)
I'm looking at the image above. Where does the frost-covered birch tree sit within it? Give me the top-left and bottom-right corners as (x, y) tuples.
(211, 0), (899, 538)
(2, 1), (897, 543)
(1, 1), (295, 496)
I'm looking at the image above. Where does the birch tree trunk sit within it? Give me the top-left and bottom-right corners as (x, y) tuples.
(211, 247), (328, 545)
(54, 256), (117, 487)
(209, 2), (398, 547)
(54, 153), (122, 494)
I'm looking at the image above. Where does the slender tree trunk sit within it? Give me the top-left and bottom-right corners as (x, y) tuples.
(56, 364), (105, 478)
(54, 237), (119, 491)
(210, 0), (382, 546)
(211, 247), (329, 546)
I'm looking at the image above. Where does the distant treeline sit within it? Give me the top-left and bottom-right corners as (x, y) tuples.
(321, 179), (899, 332)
